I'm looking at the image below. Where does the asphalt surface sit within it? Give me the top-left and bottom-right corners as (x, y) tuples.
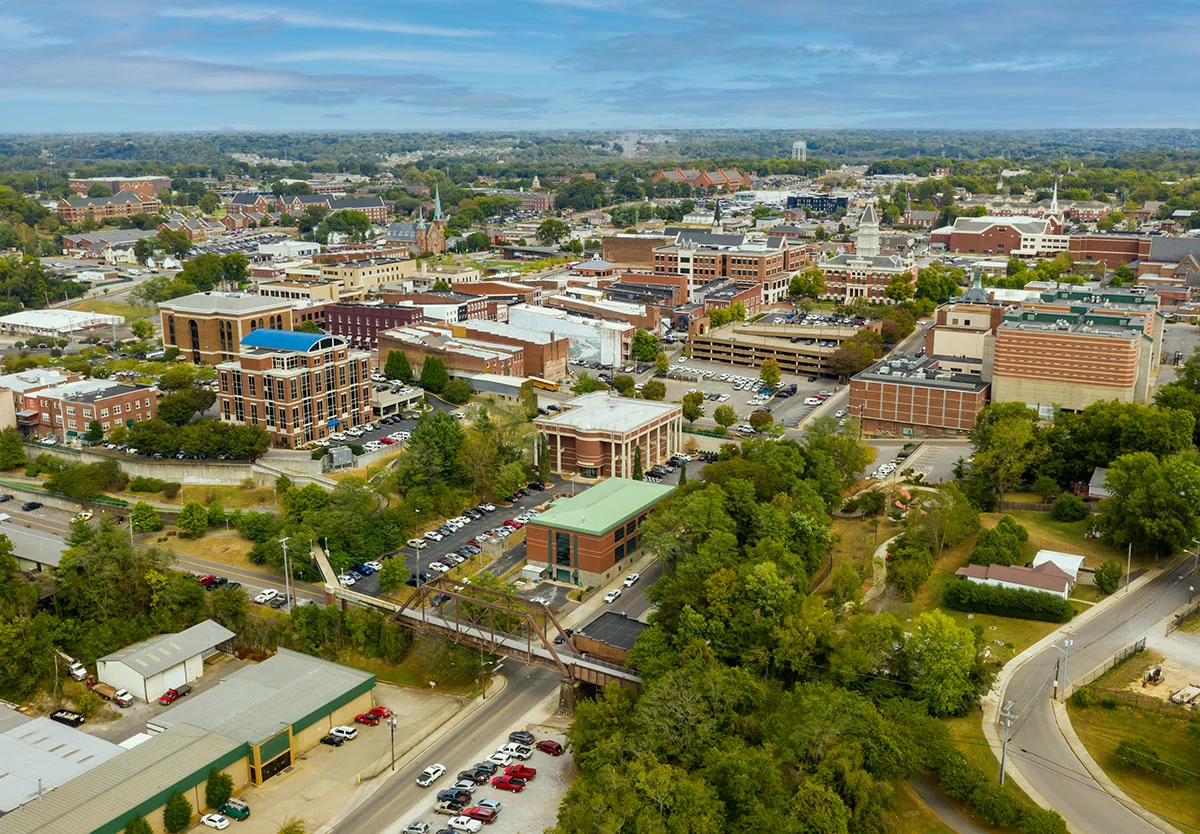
(1155, 322), (1200, 389)
(1003, 556), (1195, 834)
(330, 665), (562, 834)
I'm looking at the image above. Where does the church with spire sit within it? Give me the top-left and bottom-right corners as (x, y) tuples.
(384, 184), (448, 256)
(816, 202), (916, 304)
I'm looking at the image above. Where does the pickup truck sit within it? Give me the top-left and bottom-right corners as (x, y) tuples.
(433, 801), (465, 816)
(86, 676), (133, 707)
(159, 684), (191, 705)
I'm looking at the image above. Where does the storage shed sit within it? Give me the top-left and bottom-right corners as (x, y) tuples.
(97, 620), (235, 703)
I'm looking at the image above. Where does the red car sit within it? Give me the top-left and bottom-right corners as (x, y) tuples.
(368, 706), (392, 719)
(492, 775), (525, 792)
(505, 764), (536, 780)
(354, 712), (379, 726)
(196, 574), (217, 586)
(463, 807), (497, 824)
(536, 740), (563, 756)
(502, 520), (524, 529)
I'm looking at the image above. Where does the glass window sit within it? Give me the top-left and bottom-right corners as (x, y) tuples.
(554, 532), (571, 567)
(615, 543), (625, 561)
(614, 527), (624, 542)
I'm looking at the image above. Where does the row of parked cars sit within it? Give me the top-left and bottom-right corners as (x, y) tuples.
(408, 730), (565, 832)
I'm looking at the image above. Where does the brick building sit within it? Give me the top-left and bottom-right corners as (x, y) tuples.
(819, 204), (916, 304)
(68, 176), (170, 199)
(226, 193), (272, 216)
(378, 325), (525, 377)
(159, 292), (310, 366)
(526, 478), (675, 587)
(533, 392), (683, 479)
(544, 290), (662, 331)
(322, 303), (424, 349)
(602, 234), (673, 270)
(276, 195), (388, 224)
(1068, 234), (1151, 268)
(380, 291), (488, 323)
(652, 229), (807, 304)
(651, 168), (751, 192)
(385, 220), (447, 256)
(450, 320), (571, 381)
(518, 192), (555, 212)
(217, 330), (372, 448)
(848, 356), (990, 437)
(318, 258), (418, 299)
(931, 216), (1064, 256)
(57, 192), (160, 223)
(21, 379), (158, 440)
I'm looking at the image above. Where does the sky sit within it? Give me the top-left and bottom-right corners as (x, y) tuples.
(0, 0), (1194, 132)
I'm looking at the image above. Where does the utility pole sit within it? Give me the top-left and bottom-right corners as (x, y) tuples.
(999, 700), (1016, 785)
(1125, 542), (1132, 595)
(1053, 637), (1074, 702)
(389, 717), (397, 771)
(279, 536), (292, 615)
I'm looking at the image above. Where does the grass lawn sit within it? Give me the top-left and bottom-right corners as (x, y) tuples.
(941, 715), (1040, 812)
(886, 782), (957, 834)
(1002, 511), (1138, 570)
(1068, 699), (1200, 832)
(822, 516), (902, 594)
(330, 449), (405, 482)
(338, 651), (479, 696)
(1070, 584), (1105, 604)
(180, 483), (277, 509)
(165, 530), (258, 569)
(71, 298), (155, 320)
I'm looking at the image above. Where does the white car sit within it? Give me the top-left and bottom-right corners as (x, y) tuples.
(481, 503), (496, 512)
(403, 824), (430, 834)
(487, 752), (512, 767)
(201, 815), (230, 831)
(407, 538), (427, 549)
(330, 725), (357, 740)
(623, 572), (640, 587)
(428, 562), (451, 574)
(451, 779), (477, 794)
(424, 531), (444, 542)
(415, 763), (446, 787)
(338, 574), (357, 586)
(365, 561), (384, 571)
(447, 817), (482, 834)
(476, 799), (502, 813)
(253, 589), (279, 604)
(604, 589), (621, 603)
(835, 409), (847, 418)
(497, 743), (532, 760)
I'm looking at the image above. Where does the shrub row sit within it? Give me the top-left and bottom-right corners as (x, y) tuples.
(129, 476), (181, 498)
(943, 579), (1073, 623)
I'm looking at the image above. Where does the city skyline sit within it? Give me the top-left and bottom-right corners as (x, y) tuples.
(0, 1), (1195, 132)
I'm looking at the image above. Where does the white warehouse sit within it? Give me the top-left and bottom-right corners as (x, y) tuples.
(97, 620), (235, 703)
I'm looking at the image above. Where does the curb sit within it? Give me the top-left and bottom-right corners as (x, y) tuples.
(1051, 699), (1185, 834)
(981, 561), (1172, 828)
(315, 674), (509, 834)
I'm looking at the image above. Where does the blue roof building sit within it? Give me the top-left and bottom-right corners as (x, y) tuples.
(239, 329), (344, 353)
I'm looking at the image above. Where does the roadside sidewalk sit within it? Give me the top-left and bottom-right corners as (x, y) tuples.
(981, 562), (1169, 826)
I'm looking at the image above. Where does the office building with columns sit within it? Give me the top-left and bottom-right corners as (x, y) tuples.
(534, 392), (682, 479)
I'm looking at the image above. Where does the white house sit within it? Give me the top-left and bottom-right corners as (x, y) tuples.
(954, 561), (1074, 600)
(97, 620), (235, 702)
(1032, 550), (1086, 583)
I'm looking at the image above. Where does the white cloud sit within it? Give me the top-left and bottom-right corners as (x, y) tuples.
(0, 14), (68, 46)
(159, 6), (491, 38)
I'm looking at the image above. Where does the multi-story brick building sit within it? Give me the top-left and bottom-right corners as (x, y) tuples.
(1068, 234), (1151, 268)
(276, 195), (388, 224)
(159, 292), (313, 366)
(216, 330), (372, 448)
(380, 291), (488, 323)
(57, 192), (160, 223)
(652, 229), (807, 304)
(226, 193), (273, 216)
(322, 303), (424, 349)
(931, 215), (1065, 256)
(378, 325), (525, 377)
(21, 379), (157, 440)
(534, 392), (682, 482)
(526, 477), (674, 587)
(819, 204), (916, 304)
(317, 258), (417, 299)
(848, 356), (990, 437)
(544, 290), (661, 332)
(602, 234), (674, 270)
(384, 219), (447, 256)
(651, 168), (751, 192)
(449, 320), (571, 381)
(68, 176), (170, 199)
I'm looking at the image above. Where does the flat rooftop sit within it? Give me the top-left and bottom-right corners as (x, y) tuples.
(0, 718), (124, 814)
(536, 391), (680, 434)
(458, 320), (559, 345)
(577, 612), (648, 652)
(530, 477), (673, 536)
(158, 292), (293, 314)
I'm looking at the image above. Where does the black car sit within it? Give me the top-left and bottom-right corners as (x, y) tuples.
(436, 789), (471, 805)
(0, 494), (12, 503)
(509, 730), (536, 746)
(458, 769), (490, 785)
(204, 578), (228, 591)
(21, 501), (42, 511)
(269, 595), (292, 609)
(321, 734), (345, 747)
(226, 582), (242, 590)
(472, 761), (498, 775)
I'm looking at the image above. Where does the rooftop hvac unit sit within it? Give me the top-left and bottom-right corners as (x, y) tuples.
(877, 367), (891, 375)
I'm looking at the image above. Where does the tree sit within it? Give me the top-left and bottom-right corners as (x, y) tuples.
(157, 228), (192, 259)
(378, 558), (410, 594)
(655, 351), (669, 375)
(971, 516), (1028, 566)
(276, 818), (308, 834)
(905, 610), (980, 716)
(971, 414), (1038, 507)
(130, 319), (155, 340)
(572, 372), (605, 395)
(124, 813), (153, 834)
(749, 410), (773, 431)
(884, 274), (915, 302)
(158, 389), (216, 426)
(222, 252), (249, 286)
(131, 501), (163, 532)
(1031, 474), (1060, 502)
(1050, 493), (1089, 522)
(384, 349), (413, 383)
(419, 355), (450, 394)
(442, 378), (471, 404)
(86, 420), (104, 443)
(517, 380), (539, 419)
(178, 501), (208, 538)
(681, 391), (705, 424)
(631, 329), (660, 362)
(788, 267), (826, 302)
(1098, 450), (1200, 557)
(915, 262), (964, 303)
(197, 191), (220, 214)
(1094, 558), (1123, 595)
(431, 278), (452, 292)
(632, 444), (644, 480)
(0, 427), (26, 470)
(1111, 263), (1135, 286)
(205, 767), (233, 809)
(759, 359), (781, 388)
(831, 561), (863, 607)
(163, 790), (192, 833)
(88, 183), (113, 198)
(713, 405), (738, 428)
(296, 320), (322, 333)
(535, 218), (570, 246)
(804, 417), (876, 482)
(641, 380), (666, 401)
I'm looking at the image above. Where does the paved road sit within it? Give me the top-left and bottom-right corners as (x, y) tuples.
(331, 665), (562, 834)
(1003, 556), (1194, 834)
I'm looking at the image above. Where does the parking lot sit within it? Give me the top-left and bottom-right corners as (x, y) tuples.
(190, 231), (290, 257)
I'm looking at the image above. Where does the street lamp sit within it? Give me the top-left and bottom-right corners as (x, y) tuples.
(1052, 637), (1074, 702)
(279, 536), (292, 615)
(388, 716), (397, 771)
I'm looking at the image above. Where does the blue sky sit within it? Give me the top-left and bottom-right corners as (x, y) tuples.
(0, 0), (1192, 132)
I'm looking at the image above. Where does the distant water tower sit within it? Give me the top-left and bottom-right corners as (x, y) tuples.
(792, 140), (807, 162)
